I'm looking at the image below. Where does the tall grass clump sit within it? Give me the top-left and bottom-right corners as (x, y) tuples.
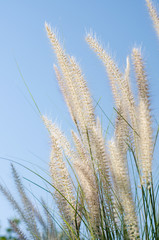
(0, 164), (69, 239)
(0, 0), (159, 239)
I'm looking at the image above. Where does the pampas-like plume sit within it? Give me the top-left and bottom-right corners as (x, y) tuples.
(86, 34), (138, 138)
(53, 64), (76, 124)
(0, 183), (28, 227)
(86, 33), (140, 238)
(123, 57), (138, 135)
(43, 9), (158, 236)
(89, 120), (113, 206)
(71, 130), (101, 231)
(86, 33), (122, 109)
(146, 0), (159, 38)
(9, 220), (28, 240)
(132, 48), (153, 184)
(108, 139), (139, 240)
(108, 85), (139, 239)
(0, 165), (60, 239)
(42, 116), (79, 229)
(45, 23), (95, 139)
(11, 165), (41, 239)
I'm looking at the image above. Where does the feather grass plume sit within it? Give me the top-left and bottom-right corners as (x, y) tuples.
(1, 1), (159, 239)
(146, 0), (159, 38)
(45, 23), (95, 139)
(132, 48), (153, 185)
(42, 115), (80, 234)
(0, 165), (61, 240)
(43, 7), (159, 237)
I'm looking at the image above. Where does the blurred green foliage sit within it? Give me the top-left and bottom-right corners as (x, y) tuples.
(0, 218), (19, 240)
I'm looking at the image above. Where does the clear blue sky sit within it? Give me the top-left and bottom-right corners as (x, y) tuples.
(0, 0), (159, 233)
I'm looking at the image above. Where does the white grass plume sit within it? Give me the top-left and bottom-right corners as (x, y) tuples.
(146, 0), (159, 38)
(42, 115), (79, 229)
(132, 48), (153, 185)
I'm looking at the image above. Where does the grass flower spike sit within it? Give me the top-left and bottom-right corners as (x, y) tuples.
(146, 0), (159, 38)
(1, 1), (159, 239)
(42, 116), (79, 232)
(132, 48), (153, 185)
